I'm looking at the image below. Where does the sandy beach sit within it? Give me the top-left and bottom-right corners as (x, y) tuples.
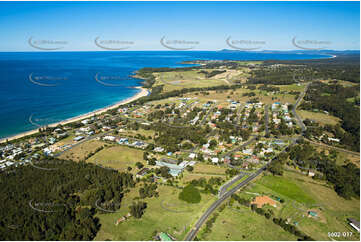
(0, 87), (149, 143)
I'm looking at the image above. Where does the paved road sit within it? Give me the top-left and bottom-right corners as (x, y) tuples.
(264, 104), (269, 136)
(218, 171), (247, 198)
(184, 136), (300, 241)
(185, 165), (266, 241)
(220, 135), (258, 158)
(54, 130), (113, 157)
(292, 83), (310, 133)
(184, 83), (310, 241)
(235, 104), (244, 125)
(200, 105), (215, 125)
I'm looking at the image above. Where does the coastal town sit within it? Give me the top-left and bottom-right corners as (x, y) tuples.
(1, 57), (359, 241)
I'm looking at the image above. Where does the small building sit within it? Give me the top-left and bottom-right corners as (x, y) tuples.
(73, 136), (84, 142)
(188, 153), (196, 159)
(103, 136), (116, 142)
(159, 232), (172, 241)
(211, 157), (219, 164)
(136, 168), (149, 178)
(328, 137), (340, 143)
(308, 211), (318, 217)
(115, 216), (126, 226)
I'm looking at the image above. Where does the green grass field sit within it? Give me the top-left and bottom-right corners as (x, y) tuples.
(153, 70), (228, 93)
(58, 139), (106, 161)
(192, 163), (227, 175)
(86, 145), (144, 173)
(199, 205), (297, 241)
(94, 185), (217, 241)
(298, 110), (341, 126)
(243, 171), (360, 241)
(255, 173), (316, 204)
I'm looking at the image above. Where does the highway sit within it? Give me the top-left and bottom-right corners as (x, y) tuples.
(217, 171), (247, 198)
(184, 137), (299, 241)
(292, 83), (310, 133)
(185, 165), (266, 241)
(184, 83), (310, 241)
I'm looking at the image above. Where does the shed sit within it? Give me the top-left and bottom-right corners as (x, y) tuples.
(159, 232), (172, 241)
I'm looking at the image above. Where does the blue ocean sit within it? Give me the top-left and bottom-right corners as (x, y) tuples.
(0, 51), (329, 139)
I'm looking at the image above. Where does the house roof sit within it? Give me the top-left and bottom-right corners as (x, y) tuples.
(159, 232), (172, 241)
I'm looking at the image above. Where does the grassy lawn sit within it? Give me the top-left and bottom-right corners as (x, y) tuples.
(58, 140), (106, 161)
(181, 171), (226, 183)
(118, 128), (155, 140)
(298, 110), (341, 126)
(193, 163), (227, 175)
(199, 206), (297, 241)
(94, 185), (217, 241)
(244, 170), (360, 241)
(153, 71), (228, 93)
(276, 83), (306, 92)
(54, 133), (75, 146)
(86, 145), (144, 173)
(255, 173), (315, 205)
(314, 146), (360, 167)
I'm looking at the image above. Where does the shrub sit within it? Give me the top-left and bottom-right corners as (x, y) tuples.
(178, 184), (201, 203)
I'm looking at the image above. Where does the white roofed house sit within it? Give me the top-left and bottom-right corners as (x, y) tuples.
(81, 119), (90, 125)
(211, 157), (219, 164)
(188, 153), (196, 159)
(103, 135), (116, 142)
(328, 137), (340, 143)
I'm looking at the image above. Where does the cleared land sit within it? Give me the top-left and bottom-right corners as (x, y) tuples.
(192, 163), (227, 175)
(239, 170), (360, 241)
(86, 145), (144, 173)
(298, 110), (341, 126)
(58, 140), (106, 161)
(94, 185), (217, 241)
(199, 206), (297, 241)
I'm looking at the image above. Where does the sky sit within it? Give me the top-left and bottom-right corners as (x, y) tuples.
(0, 1), (359, 51)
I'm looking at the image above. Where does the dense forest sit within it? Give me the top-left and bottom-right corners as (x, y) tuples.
(0, 158), (135, 240)
(263, 54), (360, 83)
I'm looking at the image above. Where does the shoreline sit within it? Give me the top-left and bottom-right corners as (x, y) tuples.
(0, 53), (339, 144)
(0, 87), (149, 144)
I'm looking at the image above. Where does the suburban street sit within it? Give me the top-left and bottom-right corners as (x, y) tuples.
(184, 83), (310, 241)
(264, 104), (269, 136)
